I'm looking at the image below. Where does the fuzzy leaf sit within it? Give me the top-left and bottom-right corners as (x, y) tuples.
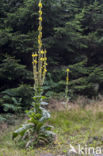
(39, 107), (51, 122)
(12, 123), (34, 140)
(40, 101), (48, 106)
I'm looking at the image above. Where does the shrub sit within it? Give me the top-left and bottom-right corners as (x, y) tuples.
(0, 84), (33, 113)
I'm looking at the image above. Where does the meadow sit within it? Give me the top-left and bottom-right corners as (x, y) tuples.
(0, 97), (103, 156)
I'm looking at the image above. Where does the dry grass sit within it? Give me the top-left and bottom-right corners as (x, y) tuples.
(48, 95), (103, 113)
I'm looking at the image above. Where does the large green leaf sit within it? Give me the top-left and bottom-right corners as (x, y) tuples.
(39, 107), (51, 122)
(12, 123), (34, 139)
(40, 125), (53, 131)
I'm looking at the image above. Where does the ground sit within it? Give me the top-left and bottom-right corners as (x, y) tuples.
(0, 97), (103, 156)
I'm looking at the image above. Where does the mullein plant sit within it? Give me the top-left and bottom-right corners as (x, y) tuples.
(13, 0), (55, 148)
(32, 0), (47, 95)
(65, 68), (70, 107)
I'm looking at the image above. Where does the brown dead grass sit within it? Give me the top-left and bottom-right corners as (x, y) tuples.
(0, 123), (8, 136)
(85, 96), (103, 113)
(48, 95), (103, 113)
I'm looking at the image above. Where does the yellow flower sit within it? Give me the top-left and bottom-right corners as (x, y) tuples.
(44, 57), (47, 61)
(40, 32), (42, 37)
(40, 57), (43, 61)
(32, 54), (38, 57)
(41, 50), (44, 54)
(32, 54), (35, 57)
(38, 26), (42, 31)
(44, 49), (47, 53)
(38, 2), (42, 8)
(66, 77), (69, 81)
(39, 17), (42, 21)
(38, 39), (42, 45)
(38, 39), (41, 44)
(34, 60), (37, 64)
(44, 69), (47, 72)
(67, 68), (70, 72)
(39, 10), (42, 15)
(39, 42), (42, 47)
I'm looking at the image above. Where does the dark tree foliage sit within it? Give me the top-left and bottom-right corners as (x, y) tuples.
(0, 0), (103, 114)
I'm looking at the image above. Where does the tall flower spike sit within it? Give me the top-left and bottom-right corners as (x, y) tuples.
(32, 0), (47, 94)
(38, 1), (42, 8)
(65, 68), (70, 99)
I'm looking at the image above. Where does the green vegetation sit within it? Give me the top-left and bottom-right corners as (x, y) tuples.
(0, 108), (103, 155)
(0, 0), (103, 116)
(0, 0), (103, 154)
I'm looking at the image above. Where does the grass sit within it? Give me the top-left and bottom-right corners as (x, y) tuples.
(0, 108), (103, 155)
